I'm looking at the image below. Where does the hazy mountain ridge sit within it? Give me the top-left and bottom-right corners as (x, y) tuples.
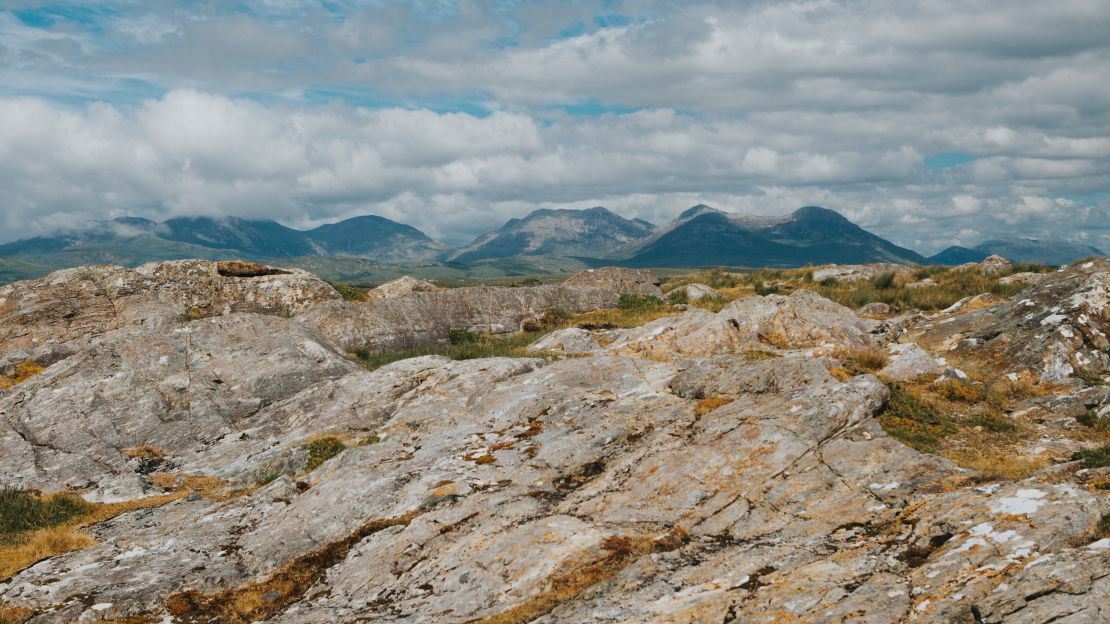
(929, 237), (1105, 266)
(0, 214), (448, 266)
(5, 205), (1100, 286)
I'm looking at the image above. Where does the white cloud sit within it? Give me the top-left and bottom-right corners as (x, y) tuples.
(0, 1), (1107, 254)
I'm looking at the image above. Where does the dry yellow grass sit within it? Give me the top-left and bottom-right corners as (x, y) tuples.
(146, 473), (252, 501)
(166, 510), (422, 623)
(474, 529), (688, 624)
(121, 445), (165, 459)
(0, 604), (32, 624)
(694, 396), (735, 416)
(0, 362), (44, 390)
(942, 448), (1048, 480)
(0, 493), (182, 581)
(835, 346), (888, 374)
(0, 528), (94, 580)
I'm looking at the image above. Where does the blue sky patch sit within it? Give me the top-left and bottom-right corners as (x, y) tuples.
(925, 152), (985, 168)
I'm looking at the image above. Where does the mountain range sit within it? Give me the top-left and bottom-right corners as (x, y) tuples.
(0, 206), (1103, 284)
(929, 238), (1105, 266)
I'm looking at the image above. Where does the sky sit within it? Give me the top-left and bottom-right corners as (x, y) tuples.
(0, 0), (1108, 253)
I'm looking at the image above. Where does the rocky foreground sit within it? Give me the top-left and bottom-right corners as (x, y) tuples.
(0, 259), (1108, 623)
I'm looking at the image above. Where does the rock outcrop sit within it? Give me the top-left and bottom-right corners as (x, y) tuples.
(0, 260), (341, 371)
(598, 289), (877, 359)
(913, 258), (1109, 380)
(297, 267), (661, 353)
(812, 263), (915, 283)
(0, 259), (1107, 624)
(368, 275), (439, 299)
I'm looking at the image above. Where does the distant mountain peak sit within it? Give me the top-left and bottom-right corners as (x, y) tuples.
(623, 205), (925, 268)
(446, 206), (657, 263)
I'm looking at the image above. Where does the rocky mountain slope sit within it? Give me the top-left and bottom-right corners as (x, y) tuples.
(445, 207), (656, 263)
(930, 237), (1105, 266)
(624, 205), (926, 267)
(0, 260), (1107, 623)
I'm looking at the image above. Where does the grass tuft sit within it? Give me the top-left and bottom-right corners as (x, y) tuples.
(303, 436), (347, 472)
(0, 362), (44, 390)
(694, 396), (735, 416)
(0, 488), (90, 534)
(877, 384), (955, 452)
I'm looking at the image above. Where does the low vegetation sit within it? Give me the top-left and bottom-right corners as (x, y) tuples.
(474, 529), (688, 624)
(658, 263), (1052, 314)
(303, 436), (347, 472)
(325, 280), (371, 302)
(0, 362), (44, 390)
(874, 370), (1080, 479)
(1072, 445), (1110, 469)
(1, 488), (182, 581)
(165, 510), (423, 623)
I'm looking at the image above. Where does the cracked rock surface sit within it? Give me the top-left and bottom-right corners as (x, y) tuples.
(0, 260), (1107, 623)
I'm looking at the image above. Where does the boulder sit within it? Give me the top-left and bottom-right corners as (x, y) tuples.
(680, 283), (719, 301)
(297, 268), (662, 353)
(999, 271), (1045, 286)
(0, 313), (361, 501)
(811, 263), (915, 283)
(561, 267), (662, 297)
(526, 328), (601, 353)
(858, 302), (892, 317)
(980, 254), (1013, 275)
(879, 342), (942, 381)
(369, 276), (439, 299)
(0, 260), (340, 367)
(604, 289), (877, 359)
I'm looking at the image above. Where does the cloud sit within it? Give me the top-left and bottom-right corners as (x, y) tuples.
(0, 1), (1107, 254)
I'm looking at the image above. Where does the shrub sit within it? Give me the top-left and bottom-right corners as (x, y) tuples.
(448, 329), (481, 345)
(303, 437), (347, 472)
(521, 309), (571, 333)
(253, 465), (284, 487)
(0, 488), (91, 534)
(215, 261), (289, 278)
(966, 410), (1017, 433)
(869, 271), (897, 290)
(0, 362), (44, 390)
(1072, 445), (1110, 469)
(666, 289), (689, 304)
(754, 282), (780, 296)
(183, 306), (205, 321)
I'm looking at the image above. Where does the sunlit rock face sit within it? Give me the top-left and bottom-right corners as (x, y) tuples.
(0, 260), (1107, 624)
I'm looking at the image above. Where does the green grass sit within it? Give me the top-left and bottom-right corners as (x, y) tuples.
(617, 293), (667, 310)
(303, 437), (347, 472)
(1072, 369), (1108, 387)
(0, 487), (91, 534)
(352, 330), (562, 371)
(1072, 445), (1110, 469)
(325, 280), (370, 303)
(877, 385), (957, 452)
